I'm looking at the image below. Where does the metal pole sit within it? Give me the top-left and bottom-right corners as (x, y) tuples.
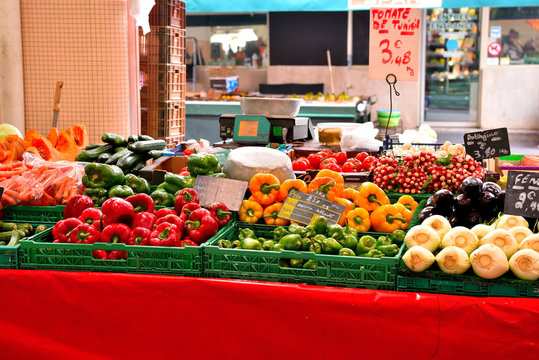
(347, 10), (353, 69)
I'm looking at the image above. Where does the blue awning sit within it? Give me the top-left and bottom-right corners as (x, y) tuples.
(185, 1), (539, 13)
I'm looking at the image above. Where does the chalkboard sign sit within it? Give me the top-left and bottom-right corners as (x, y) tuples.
(278, 189), (345, 225)
(295, 170), (319, 183)
(192, 176), (249, 211)
(463, 127), (510, 161)
(504, 171), (539, 218)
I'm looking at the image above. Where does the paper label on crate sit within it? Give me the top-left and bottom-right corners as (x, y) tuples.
(193, 176), (249, 212)
(278, 189), (345, 226)
(504, 171), (539, 219)
(463, 127), (510, 161)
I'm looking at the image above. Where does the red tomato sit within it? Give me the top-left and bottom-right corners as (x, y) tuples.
(320, 158), (337, 167)
(316, 151), (329, 159)
(362, 156), (376, 171)
(355, 152), (369, 163)
(320, 162), (342, 172)
(307, 153), (323, 169)
(330, 152), (348, 165)
(296, 157), (310, 165)
(320, 149), (333, 155)
(292, 160), (308, 171)
(341, 162), (358, 173)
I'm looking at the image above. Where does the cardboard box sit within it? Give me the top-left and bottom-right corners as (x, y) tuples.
(140, 156), (188, 185)
(209, 76), (239, 93)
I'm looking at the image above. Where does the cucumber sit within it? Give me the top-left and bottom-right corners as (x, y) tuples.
(97, 153), (111, 163)
(0, 221), (18, 232)
(130, 161), (146, 175)
(128, 135), (139, 143)
(117, 153), (146, 172)
(105, 149), (132, 165)
(148, 150), (165, 159)
(76, 144), (114, 162)
(115, 146), (126, 153)
(0, 230), (22, 243)
(102, 133), (127, 147)
(84, 144), (101, 150)
(138, 135), (154, 141)
(128, 140), (166, 153)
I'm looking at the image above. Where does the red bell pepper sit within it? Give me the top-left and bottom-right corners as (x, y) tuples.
(330, 151), (348, 165)
(179, 167), (190, 176)
(125, 194), (155, 214)
(52, 218), (83, 243)
(92, 250), (108, 260)
(63, 195), (94, 219)
(92, 219), (104, 232)
(174, 189), (199, 214)
(185, 208), (219, 244)
(70, 223), (101, 244)
(179, 203), (202, 222)
(101, 198), (135, 226)
(155, 208), (177, 219)
(307, 153), (323, 169)
(149, 223), (181, 247)
(108, 251), (127, 260)
(78, 208), (102, 225)
(128, 228), (151, 246)
(206, 202), (232, 228)
(155, 214), (184, 229)
(100, 223), (131, 244)
(132, 212), (156, 229)
(183, 149), (195, 156)
(179, 239), (197, 247)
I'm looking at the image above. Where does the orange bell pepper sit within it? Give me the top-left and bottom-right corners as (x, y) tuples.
(249, 173), (281, 206)
(238, 199), (264, 224)
(263, 202), (289, 226)
(279, 179), (308, 201)
(355, 182), (390, 212)
(370, 204), (407, 233)
(397, 195), (419, 213)
(333, 197), (355, 226)
(346, 208), (371, 232)
(342, 188), (359, 203)
(393, 203), (412, 230)
(308, 176), (343, 201)
(315, 169), (344, 185)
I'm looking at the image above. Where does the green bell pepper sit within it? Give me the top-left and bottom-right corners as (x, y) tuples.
(108, 185), (135, 199)
(327, 224), (344, 240)
(218, 239), (232, 248)
(376, 236), (392, 247)
(309, 243), (322, 254)
(390, 229), (406, 243)
(231, 240), (241, 248)
(279, 234), (302, 250)
(164, 173), (196, 189)
(150, 190), (174, 207)
(343, 226), (358, 238)
(341, 235), (358, 250)
(321, 237), (343, 254)
(303, 225), (316, 239)
(378, 244), (399, 257)
(273, 226), (290, 241)
(163, 182), (182, 195)
(271, 243), (284, 252)
(313, 216), (328, 235)
(83, 188), (108, 207)
(357, 235), (377, 253)
(288, 223), (307, 237)
(303, 259), (318, 270)
(82, 163), (125, 189)
(241, 237), (262, 250)
(262, 240), (277, 251)
(290, 258), (304, 268)
(312, 234), (326, 244)
(124, 174), (150, 194)
(339, 248), (356, 256)
(187, 153), (221, 176)
(364, 249), (384, 258)
(209, 173), (228, 178)
(238, 228), (256, 241)
(300, 237), (313, 251)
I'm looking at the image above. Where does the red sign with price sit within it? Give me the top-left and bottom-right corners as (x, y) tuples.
(369, 8), (421, 81)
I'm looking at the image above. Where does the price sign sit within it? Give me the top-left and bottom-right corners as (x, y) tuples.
(278, 189), (345, 226)
(192, 176), (249, 211)
(369, 8), (421, 81)
(463, 127), (511, 161)
(504, 171), (539, 218)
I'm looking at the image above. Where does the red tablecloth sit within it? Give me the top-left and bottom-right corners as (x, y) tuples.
(0, 270), (537, 360)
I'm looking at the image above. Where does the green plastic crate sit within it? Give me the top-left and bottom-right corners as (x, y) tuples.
(0, 221), (52, 269)
(19, 228), (204, 276)
(203, 222), (405, 290)
(3, 205), (66, 223)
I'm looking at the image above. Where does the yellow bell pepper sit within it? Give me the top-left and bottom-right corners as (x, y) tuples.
(346, 208), (371, 232)
(370, 204), (407, 233)
(393, 203), (412, 230)
(263, 202), (289, 226)
(397, 195), (418, 213)
(238, 199), (264, 224)
(333, 197), (356, 226)
(355, 182), (390, 212)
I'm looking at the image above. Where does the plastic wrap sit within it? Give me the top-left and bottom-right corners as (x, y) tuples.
(340, 122), (382, 152)
(0, 152), (84, 209)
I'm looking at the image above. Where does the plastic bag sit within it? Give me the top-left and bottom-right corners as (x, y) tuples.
(340, 122), (382, 153)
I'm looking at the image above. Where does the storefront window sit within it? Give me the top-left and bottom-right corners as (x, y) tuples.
(425, 8), (480, 124)
(489, 7), (539, 65)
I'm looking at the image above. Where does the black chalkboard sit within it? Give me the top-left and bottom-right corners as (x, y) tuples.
(278, 189), (345, 225)
(504, 171), (539, 218)
(463, 127), (511, 161)
(269, 11), (370, 66)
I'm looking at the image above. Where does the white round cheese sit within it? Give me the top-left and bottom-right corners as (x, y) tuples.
(223, 147), (295, 183)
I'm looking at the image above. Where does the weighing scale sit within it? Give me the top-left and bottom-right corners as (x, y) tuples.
(219, 114), (315, 145)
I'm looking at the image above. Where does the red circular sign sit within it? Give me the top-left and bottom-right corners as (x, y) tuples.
(488, 42), (502, 57)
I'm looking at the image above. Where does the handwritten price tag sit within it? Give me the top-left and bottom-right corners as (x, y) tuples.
(369, 8), (421, 81)
(504, 171), (539, 218)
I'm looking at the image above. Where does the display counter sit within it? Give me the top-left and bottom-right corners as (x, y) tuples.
(186, 100), (357, 144)
(0, 269), (537, 359)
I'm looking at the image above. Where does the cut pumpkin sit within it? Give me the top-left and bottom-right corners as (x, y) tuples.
(72, 124), (89, 148)
(47, 128), (59, 147)
(54, 130), (80, 161)
(23, 129), (41, 148)
(31, 136), (73, 161)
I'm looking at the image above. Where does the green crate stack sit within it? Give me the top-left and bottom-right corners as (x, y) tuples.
(3, 205), (66, 223)
(0, 221), (53, 269)
(203, 222), (405, 290)
(398, 200), (539, 298)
